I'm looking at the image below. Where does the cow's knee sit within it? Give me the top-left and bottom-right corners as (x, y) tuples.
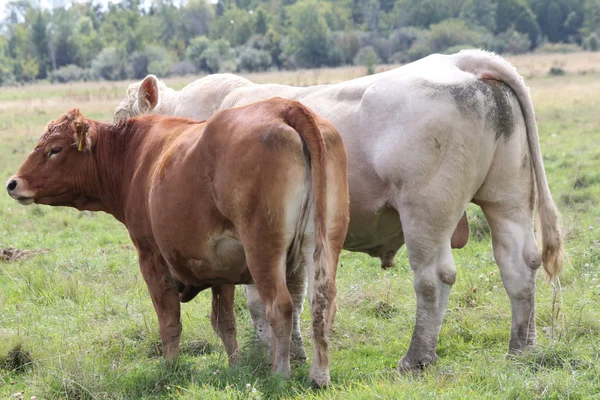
(437, 258), (457, 286)
(414, 257), (456, 300)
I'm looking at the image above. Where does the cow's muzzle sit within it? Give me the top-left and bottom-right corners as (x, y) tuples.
(6, 176), (35, 205)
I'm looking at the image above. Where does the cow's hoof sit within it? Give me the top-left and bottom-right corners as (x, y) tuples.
(227, 352), (241, 367)
(508, 337), (536, 355)
(309, 372), (330, 389)
(397, 352), (437, 372)
(290, 341), (307, 363)
(272, 362), (291, 379)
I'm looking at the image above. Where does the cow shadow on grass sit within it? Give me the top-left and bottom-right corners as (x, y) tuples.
(44, 338), (313, 399)
(132, 340), (311, 399)
(41, 339), (312, 399)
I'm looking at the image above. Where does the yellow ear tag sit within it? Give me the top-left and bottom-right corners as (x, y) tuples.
(78, 139), (84, 152)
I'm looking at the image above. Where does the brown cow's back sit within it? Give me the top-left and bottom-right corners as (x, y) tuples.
(8, 99), (349, 386)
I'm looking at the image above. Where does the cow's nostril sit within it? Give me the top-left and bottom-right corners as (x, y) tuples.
(7, 179), (17, 192)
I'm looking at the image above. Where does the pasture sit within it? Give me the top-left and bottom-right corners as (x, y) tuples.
(1, 52), (599, 399)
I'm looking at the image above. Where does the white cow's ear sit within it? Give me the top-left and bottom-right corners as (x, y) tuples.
(137, 75), (159, 113)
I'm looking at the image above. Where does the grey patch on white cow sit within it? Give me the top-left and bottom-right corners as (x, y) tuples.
(423, 79), (515, 141)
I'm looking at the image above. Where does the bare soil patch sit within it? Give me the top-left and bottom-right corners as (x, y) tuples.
(0, 247), (49, 262)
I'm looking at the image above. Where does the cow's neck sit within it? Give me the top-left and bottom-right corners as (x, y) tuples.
(84, 121), (141, 222)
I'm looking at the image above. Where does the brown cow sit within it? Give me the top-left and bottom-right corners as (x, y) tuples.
(6, 98), (349, 387)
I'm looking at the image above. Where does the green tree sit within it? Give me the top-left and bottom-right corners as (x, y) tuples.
(30, 9), (50, 78)
(285, 0), (335, 67)
(212, 5), (255, 46)
(391, 0), (454, 29)
(203, 39), (237, 72)
(185, 35), (211, 70)
(496, 0), (541, 48)
(580, 0), (600, 36)
(73, 16), (102, 68)
(428, 19), (483, 52)
(183, 0), (215, 38)
(254, 7), (269, 35)
(529, 0), (584, 43)
(460, 0), (497, 32)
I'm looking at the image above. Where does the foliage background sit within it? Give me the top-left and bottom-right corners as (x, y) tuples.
(1, 0), (600, 85)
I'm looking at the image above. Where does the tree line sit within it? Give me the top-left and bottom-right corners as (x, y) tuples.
(0, 0), (599, 85)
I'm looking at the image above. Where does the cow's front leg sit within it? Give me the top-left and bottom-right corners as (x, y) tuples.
(138, 251), (182, 359)
(399, 244), (456, 370)
(211, 284), (239, 365)
(397, 204), (461, 371)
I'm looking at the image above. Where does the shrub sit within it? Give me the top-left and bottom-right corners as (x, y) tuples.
(428, 19), (482, 53)
(389, 51), (411, 64)
(536, 42), (582, 54)
(186, 36), (211, 71)
(129, 45), (174, 79)
(407, 36), (434, 62)
(389, 27), (426, 53)
(246, 34), (270, 50)
(335, 31), (362, 64)
(488, 28), (531, 54)
(51, 64), (87, 83)
(237, 47), (272, 72)
(354, 46), (381, 74)
(169, 60), (198, 76)
(583, 33), (599, 52)
(91, 47), (129, 81)
(0, 60), (16, 86)
(203, 39), (237, 73)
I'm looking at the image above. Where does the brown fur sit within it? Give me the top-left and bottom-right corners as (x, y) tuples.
(8, 98), (349, 385)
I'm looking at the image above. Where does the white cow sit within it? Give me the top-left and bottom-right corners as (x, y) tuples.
(114, 49), (563, 370)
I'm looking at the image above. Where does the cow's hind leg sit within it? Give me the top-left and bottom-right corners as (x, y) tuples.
(211, 284), (239, 365)
(474, 118), (541, 354)
(302, 240), (338, 387)
(479, 201), (541, 353)
(244, 266), (307, 363)
(246, 252), (293, 378)
(397, 205), (463, 370)
(244, 284), (272, 354)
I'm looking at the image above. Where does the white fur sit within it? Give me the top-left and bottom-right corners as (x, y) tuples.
(114, 49), (563, 368)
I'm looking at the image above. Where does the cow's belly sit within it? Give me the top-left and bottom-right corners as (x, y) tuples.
(161, 234), (252, 287)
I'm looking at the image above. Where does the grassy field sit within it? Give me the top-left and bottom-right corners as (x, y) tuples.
(0, 52), (599, 399)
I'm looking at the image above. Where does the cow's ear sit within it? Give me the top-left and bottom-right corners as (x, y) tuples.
(137, 75), (159, 114)
(73, 115), (95, 152)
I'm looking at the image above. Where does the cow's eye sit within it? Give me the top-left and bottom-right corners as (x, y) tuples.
(49, 147), (63, 157)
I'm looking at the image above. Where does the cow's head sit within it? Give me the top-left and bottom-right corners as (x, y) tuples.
(6, 109), (97, 206)
(113, 75), (164, 123)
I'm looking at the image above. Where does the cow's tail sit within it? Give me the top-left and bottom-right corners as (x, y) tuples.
(283, 99), (331, 370)
(455, 49), (564, 280)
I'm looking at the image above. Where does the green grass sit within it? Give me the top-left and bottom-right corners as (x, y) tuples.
(1, 66), (600, 399)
